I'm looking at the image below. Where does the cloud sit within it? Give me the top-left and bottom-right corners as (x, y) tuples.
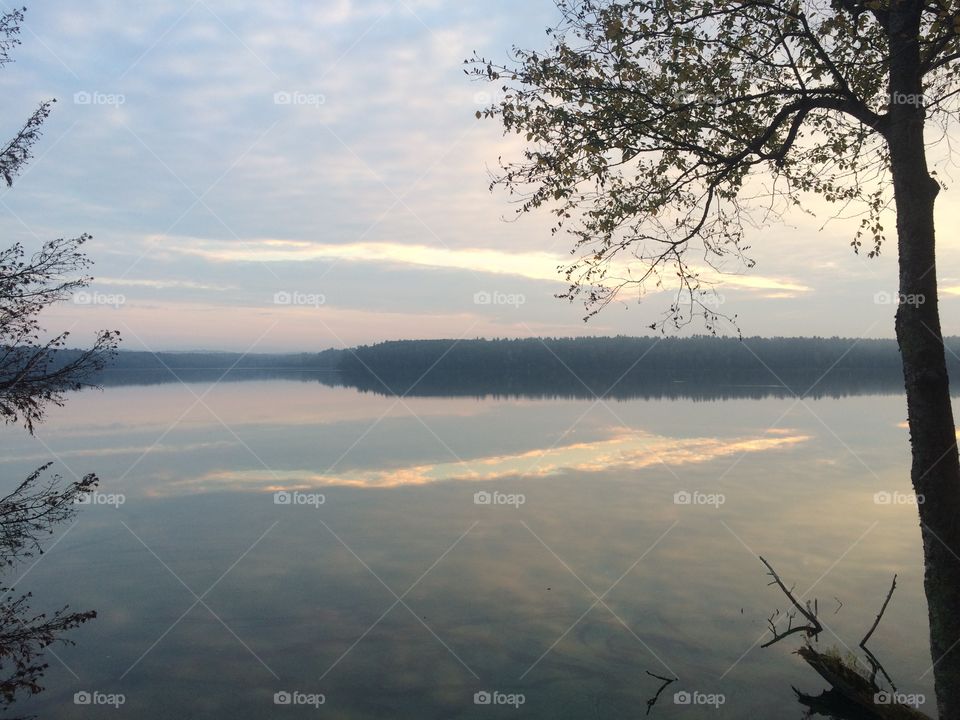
(164, 236), (813, 295)
(168, 237), (563, 281)
(94, 276), (235, 291)
(47, 297), (607, 351)
(6, 0), (945, 346)
(715, 275), (811, 293)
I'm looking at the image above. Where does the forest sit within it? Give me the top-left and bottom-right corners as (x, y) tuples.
(81, 336), (960, 399)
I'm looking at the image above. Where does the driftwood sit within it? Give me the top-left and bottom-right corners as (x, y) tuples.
(761, 559), (932, 720)
(793, 685), (881, 720)
(794, 646), (929, 720)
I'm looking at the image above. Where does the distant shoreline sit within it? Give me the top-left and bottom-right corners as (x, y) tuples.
(57, 336), (960, 399)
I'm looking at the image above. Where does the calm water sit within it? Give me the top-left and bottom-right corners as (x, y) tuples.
(0, 376), (940, 718)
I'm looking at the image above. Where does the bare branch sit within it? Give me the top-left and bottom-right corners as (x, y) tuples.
(759, 555), (823, 648)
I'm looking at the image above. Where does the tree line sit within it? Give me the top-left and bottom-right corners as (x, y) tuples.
(333, 336), (960, 399)
(80, 336), (960, 399)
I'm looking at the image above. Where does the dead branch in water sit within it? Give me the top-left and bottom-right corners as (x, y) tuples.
(762, 559), (930, 720)
(860, 574), (898, 692)
(759, 555), (822, 648)
(644, 670), (677, 715)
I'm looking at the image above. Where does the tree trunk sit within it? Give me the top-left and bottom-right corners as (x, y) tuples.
(888, 5), (960, 717)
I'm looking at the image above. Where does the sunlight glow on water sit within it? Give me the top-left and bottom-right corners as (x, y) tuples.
(149, 428), (811, 494)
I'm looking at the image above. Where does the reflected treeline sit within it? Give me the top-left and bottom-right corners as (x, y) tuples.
(88, 365), (917, 400)
(0, 464), (99, 716)
(67, 335), (960, 399)
(95, 367), (342, 388)
(334, 367), (912, 401)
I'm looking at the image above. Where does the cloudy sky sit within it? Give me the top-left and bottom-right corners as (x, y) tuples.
(3, 0), (960, 352)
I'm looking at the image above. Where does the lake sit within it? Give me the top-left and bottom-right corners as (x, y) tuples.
(0, 374), (940, 718)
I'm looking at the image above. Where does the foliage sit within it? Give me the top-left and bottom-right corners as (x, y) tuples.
(468, 0), (960, 327)
(0, 6), (115, 714)
(0, 8), (119, 433)
(0, 237), (120, 433)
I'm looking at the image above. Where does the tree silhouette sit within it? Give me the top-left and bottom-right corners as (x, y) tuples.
(0, 6), (119, 713)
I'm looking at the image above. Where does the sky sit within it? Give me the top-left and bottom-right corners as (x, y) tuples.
(3, 0), (960, 352)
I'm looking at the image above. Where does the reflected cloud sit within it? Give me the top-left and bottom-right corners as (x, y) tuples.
(155, 427), (810, 495)
(0, 440), (239, 464)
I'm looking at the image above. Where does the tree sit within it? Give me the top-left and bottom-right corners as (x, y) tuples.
(0, 235), (121, 433)
(0, 6), (119, 711)
(470, 0), (960, 715)
(0, 6), (119, 429)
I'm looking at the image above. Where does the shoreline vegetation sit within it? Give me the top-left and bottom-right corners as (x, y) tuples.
(56, 336), (960, 400)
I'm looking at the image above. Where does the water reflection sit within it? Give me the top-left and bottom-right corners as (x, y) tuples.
(0, 379), (941, 718)
(157, 428), (809, 495)
(0, 464), (97, 715)
(92, 366), (917, 401)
